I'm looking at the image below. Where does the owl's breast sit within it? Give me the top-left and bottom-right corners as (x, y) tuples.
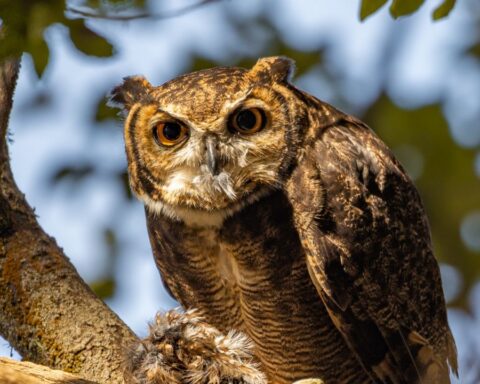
(147, 191), (369, 384)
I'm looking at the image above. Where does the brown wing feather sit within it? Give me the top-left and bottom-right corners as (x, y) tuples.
(286, 115), (457, 384)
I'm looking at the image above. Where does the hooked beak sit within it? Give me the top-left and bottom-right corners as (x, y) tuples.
(205, 136), (219, 175)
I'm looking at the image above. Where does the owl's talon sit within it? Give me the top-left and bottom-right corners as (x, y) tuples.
(125, 309), (267, 384)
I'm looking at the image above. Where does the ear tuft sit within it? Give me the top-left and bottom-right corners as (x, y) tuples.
(250, 56), (295, 83)
(108, 76), (153, 111)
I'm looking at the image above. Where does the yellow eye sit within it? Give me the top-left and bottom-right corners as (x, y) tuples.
(230, 108), (266, 135)
(153, 122), (188, 147)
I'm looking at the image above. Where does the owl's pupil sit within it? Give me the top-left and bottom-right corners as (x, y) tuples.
(163, 123), (181, 140)
(236, 110), (256, 130)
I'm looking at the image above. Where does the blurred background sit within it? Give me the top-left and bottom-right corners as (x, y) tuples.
(0, 0), (479, 382)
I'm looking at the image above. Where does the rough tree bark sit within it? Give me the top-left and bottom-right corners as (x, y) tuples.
(0, 357), (97, 384)
(0, 58), (138, 383)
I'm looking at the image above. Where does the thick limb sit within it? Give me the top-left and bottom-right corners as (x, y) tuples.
(0, 58), (138, 383)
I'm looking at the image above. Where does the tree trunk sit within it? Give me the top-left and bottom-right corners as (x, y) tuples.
(0, 58), (138, 383)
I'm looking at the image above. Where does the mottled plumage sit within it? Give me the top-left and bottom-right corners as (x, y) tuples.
(126, 309), (265, 384)
(112, 57), (457, 383)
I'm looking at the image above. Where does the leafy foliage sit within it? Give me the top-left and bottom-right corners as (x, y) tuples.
(468, 42), (480, 58)
(90, 277), (116, 298)
(188, 15), (327, 81)
(66, 19), (113, 57)
(0, 0), (459, 79)
(0, 0), (149, 76)
(90, 228), (118, 299)
(360, 0), (457, 20)
(95, 93), (119, 121)
(389, 0), (425, 18)
(360, 0), (389, 20)
(432, 0), (457, 20)
(50, 163), (95, 184)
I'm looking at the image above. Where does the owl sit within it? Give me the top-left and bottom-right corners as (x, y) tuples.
(111, 56), (458, 384)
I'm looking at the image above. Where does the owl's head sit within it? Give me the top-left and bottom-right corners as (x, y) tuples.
(111, 57), (309, 226)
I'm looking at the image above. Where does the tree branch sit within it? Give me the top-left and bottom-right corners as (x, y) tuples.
(0, 58), (138, 383)
(0, 357), (97, 384)
(66, 0), (223, 21)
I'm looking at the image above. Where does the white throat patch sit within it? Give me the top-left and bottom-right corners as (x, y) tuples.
(141, 187), (273, 228)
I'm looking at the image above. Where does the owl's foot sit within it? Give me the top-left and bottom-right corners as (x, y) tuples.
(125, 309), (267, 384)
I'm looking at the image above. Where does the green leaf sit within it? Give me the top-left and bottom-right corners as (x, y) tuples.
(360, 0), (389, 21)
(274, 44), (323, 77)
(95, 93), (118, 121)
(432, 0), (456, 20)
(118, 170), (133, 200)
(190, 56), (221, 72)
(84, 0), (101, 8)
(67, 19), (114, 57)
(0, 0), (64, 71)
(90, 228), (119, 299)
(104, 228), (117, 248)
(103, 227), (119, 268)
(90, 278), (116, 299)
(30, 38), (49, 78)
(84, 0), (146, 9)
(27, 3), (54, 76)
(467, 43), (480, 58)
(390, 0), (425, 18)
(50, 164), (95, 184)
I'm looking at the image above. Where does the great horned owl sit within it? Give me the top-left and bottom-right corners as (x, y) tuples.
(111, 57), (457, 384)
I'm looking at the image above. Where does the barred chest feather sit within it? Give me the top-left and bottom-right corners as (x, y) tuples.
(146, 190), (370, 384)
